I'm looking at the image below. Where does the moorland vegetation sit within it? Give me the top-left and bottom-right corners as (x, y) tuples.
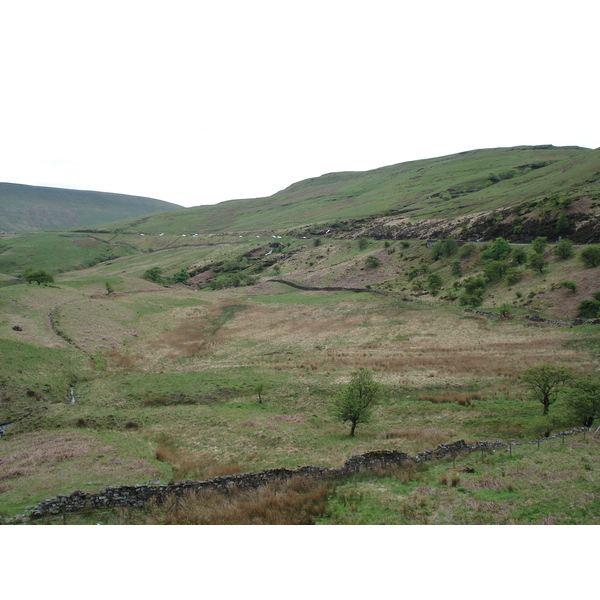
(1, 145), (599, 524)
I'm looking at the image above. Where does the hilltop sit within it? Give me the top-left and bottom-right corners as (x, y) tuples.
(0, 183), (184, 232)
(105, 145), (600, 242)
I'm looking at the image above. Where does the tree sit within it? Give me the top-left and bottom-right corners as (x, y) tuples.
(144, 266), (164, 283)
(481, 237), (512, 262)
(531, 236), (548, 255)
(521, 364), (574, 415)
(365, 256), (380, 268)
(562, 375), (600, 427)
(22, 268), (54, 285)
(427, 273), (443, 295)
(172, 268), (190, 283)
(554, 239), (574, 260)
(528, 252), (547, 274)
(254, 383), (265, 404)
(556, 214), (570, 236)
(333, 369), (381, 437)
(579, 245), (600, 268)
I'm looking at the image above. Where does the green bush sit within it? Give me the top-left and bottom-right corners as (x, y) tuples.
(505, 268), (523, 286)
(554, 239), (574, 260)
(532, 237), (548, 255)
(576, 299), (600, 318)
(481, 238), (511, 262)
(579, 245), (600, 268)
(365, 256), (380, 269)
(510, 247), (528, 265)
(560, 281), (577, 292)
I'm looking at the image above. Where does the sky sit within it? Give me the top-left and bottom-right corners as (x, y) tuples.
(1, 0), (597, 208)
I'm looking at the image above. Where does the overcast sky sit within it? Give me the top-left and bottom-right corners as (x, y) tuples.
(1, 0), (597, 208)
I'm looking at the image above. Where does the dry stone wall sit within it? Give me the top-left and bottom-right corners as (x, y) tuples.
(12, 428), (587, 522)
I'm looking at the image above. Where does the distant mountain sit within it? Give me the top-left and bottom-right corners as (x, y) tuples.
(0, 183), (184, 231)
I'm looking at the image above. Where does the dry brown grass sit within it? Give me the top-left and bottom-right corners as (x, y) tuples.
(128, 477), (330, 525)
(377, 428), (452, 447)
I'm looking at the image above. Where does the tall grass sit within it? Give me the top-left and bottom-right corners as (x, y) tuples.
(117, 477), (330, 525)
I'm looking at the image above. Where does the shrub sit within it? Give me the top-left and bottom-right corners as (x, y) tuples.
(579, 245), (600, 268)
(481, 238), (512, 262)
(365, 256), (380, 269)
(554, 239), (574, 260)
(510, 247), (528, 265)
(357, 238), (369, 250)
(144, 266), (164, 283)
(427, 273), (443, 295)
(576, 299), (600, 318)
(504, 267), (523, 286)
(528, 253), (547, 274)
(483, 260), (509, 282)
(556, 214), (570, 235)
(459, 243), (476, 259)
(531, 237), (548, 255)
(450, 259), (462, 276)
(560, 280), (577, 292)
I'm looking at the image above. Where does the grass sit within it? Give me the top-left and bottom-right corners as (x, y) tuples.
(1, 203), (600, 523)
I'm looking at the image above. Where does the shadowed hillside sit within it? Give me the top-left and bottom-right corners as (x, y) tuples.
(0, 183), (184, 232)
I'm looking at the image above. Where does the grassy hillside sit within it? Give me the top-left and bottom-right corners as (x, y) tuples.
(0, 183), (183, 232)
(1, 228), (599, 523)
(1, 145), (600, 524)
(104, 145), (599, 236)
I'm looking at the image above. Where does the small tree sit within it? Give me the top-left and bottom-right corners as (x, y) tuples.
(144, 266), (164, 283)
(554, 239), (574, 260)
(427, 273), (443, 295)
(531, 236), (548, 255)
(521, 364), (574, 415)
(365, 256), (380, 269)
(22, 268), (54, 285)
(172, 268), (190, 283)
(481, 237), (512, 262)
(579, 245), (600, 268)
(357, 238), (369, 250)
(562, 375), (600, 427)
(556, 214), (570, 236)
(254, 383), (265, 404)
(333, 369), (381, 437)
(528, 252), (547, 274)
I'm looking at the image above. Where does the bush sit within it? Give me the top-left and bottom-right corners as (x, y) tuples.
(481, 238), (512, 262)
(483, 260), (510, 282)
(427, 273), (443, 295)
(504, 267), (523, 286)
(554, 239), (574, 260)
(357, 238), (369, 250)
(531, 237), (548, 255)
(528, 253), (547, 274)
(459, 243), (476, 259)
(576, 299), (600, 318)
(510, 247), (528, 265)
(579, 245), (600, 268)
(144, 267), (164, 283)
(560, 281), (577, 293)
(365, 256), (380, 269)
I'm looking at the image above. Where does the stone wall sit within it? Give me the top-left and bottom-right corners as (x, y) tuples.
(14, 428), (587, 522)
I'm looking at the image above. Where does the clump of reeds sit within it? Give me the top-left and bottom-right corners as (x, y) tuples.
(127, 477), (330, 525)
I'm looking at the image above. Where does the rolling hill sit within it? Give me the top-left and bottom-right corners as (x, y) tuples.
(104, 145), (600, 240)
(0, 183), (184, 232)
